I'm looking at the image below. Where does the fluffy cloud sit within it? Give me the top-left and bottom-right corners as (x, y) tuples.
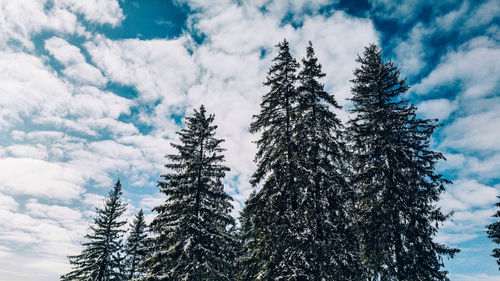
(45, 37), (108, 86)
(437, 179), (498, 245)
(6, 144), (48, 160)
(417, 98), (457, 120)
(440, 180), (498, 213)
(85, 36), (198, 103)
(393, 23), (432, 76)
(0, 158), (85, 201)
(414, 36), (500, 98)
(440, 99), (500, 153)
(0, 199), (89, 280)
(45, 36), (86, 65)
(55, 0), (124, 27)
(0, 51), (70, 128)
(0, 0), (85, 50)
(0, 193), (18, 211)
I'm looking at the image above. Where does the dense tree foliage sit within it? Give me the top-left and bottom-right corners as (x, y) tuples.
(61, 40), (461, 281)
(347, 44), (459, 280)
(61, 180), (127, 281)
(124, 209), (148, 280)
(142, 105), (237, 281)
(295, 42), (362, 280)
(243, 39), (311, 280)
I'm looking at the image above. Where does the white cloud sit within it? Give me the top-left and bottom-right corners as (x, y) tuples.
(440, 180), (498, 213)
(393, 23), (432, 76)
(55, 0), (124, 27)
(25, 201), (83, 227)
(70, 86), (132, 119)
(64, 62), (108, 86)
(437, 179), (498, 244)
(441, 102), (500, 153)
(464, 0), (500, 29)
(0, 193), (18, 211)
(413, 37), (500, 98)
(0, 203), (88, 280)
(81, 193), (105, 208)
(0, 51), (70, 128)
(45, 36), (86, 66)
(45, 37), (108, 86)
(417, 98), (457, 120)
(6, 144), (48, 160)
(0, 0), (86, 50)
(0, 158), (85, 201)
(85, 36), (199, 103)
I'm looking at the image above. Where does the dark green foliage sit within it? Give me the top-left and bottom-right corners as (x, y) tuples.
(487, 196), (500, 270)
(124, 209), (148, 280)
(295, 42), (362, 280)
(347, 44), (459, 280)
(61, 180), (128, 281)
(143, 105), (236, 281)
(236, 191), (261, 281)
(243, 38), (310, 280)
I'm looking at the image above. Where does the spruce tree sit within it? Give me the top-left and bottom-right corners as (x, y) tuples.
(243, 38), (309, 280)
(236, 191), (261, 281)
(347, 44), (459, 280)
(143, 105), (236, 281)
(124, 209), (148, 280)
(487, 196), (500, 270)
(295, 42), (362, 280)
(61, 180), (128, 281)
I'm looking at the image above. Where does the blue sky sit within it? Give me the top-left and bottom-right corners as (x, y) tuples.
(0, 0), (498, 280)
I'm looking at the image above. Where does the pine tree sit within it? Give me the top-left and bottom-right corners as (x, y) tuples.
(236, 191), (261, 281)
(124, 209), (148, 280)
(143, 105), (236, 281)
(347, 44), (459, 280)
(487, 196), (500, 270)
(61, 180), (128, 281)
(243, 38), (309, 280)
(295, 42), (362, 280)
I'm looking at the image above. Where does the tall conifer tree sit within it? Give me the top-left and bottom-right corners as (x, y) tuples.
(347, 44), (459, 280)
(295, 42), (361, 280)
(124, 209), (148, 280)
(61, 180), (127, 281)
(487, 196), (500, 270)
(143, 105), (236, 281)
(243, 38), (308, 280)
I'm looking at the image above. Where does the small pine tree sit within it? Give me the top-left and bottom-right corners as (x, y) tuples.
(61, 180), (128, 281)
(295, 42), (362, 280)
(143, 105), (236, 281)
(487, 196), (500, 270)
(124, 209), (148, 280)
(347, 44), (459, 280)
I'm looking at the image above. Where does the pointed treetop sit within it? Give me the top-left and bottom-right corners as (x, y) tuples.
(198, 104), (206, 115)
(306, 40), (314, 57)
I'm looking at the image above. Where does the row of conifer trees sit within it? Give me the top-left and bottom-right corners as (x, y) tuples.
(61, 40), (462, 281)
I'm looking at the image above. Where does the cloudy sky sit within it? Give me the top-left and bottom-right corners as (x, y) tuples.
(0, 0), (498, 280)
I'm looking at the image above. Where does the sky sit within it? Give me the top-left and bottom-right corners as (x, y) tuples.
(0, 0), (498, 280)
